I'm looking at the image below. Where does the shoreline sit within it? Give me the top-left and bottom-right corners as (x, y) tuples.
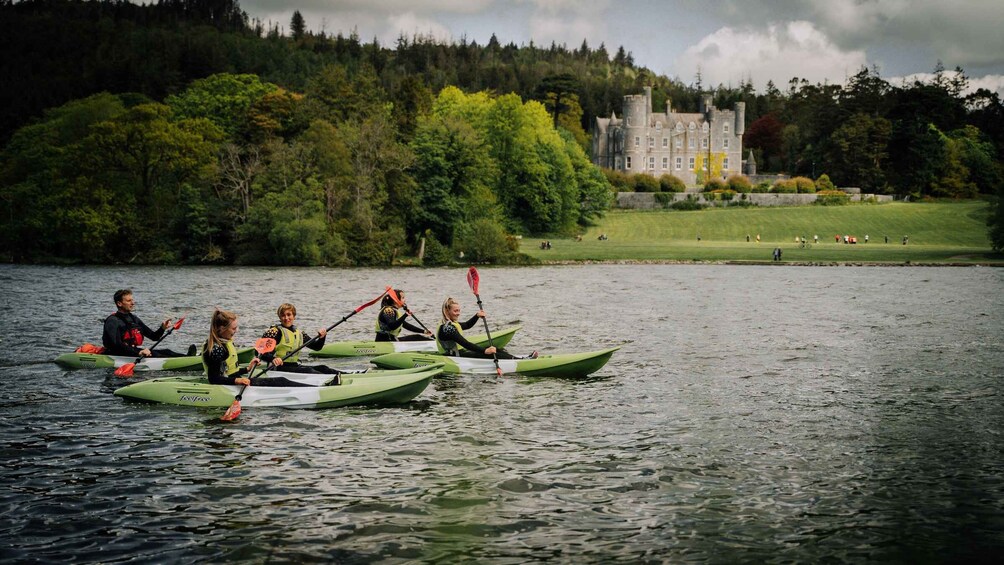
(531, 259), (1004, 267)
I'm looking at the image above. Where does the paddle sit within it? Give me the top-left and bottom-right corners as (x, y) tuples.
(466, 266), (503, 376)
(220, 290), (388, 421)
(114, 317), (186, 377)
(385, 287), (433, 336)
(220, 337), (276, 422)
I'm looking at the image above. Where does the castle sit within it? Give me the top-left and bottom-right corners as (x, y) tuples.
(592, 87), (746, 186)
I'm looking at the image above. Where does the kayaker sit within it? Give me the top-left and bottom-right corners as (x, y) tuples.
(375, 290), (433, 342)
(437, 297), (537, 359)
(203, 309), (327, 387)
(102, 289), (192, 358)
(257, 303), (340, 374)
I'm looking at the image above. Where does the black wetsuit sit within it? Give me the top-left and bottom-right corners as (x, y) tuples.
(376, 306), (432, 342)
(437, 315), (518, 359)
(202, 341), (316, 387)
(257, 325), (339, 374)
(102, 311), (184, 357)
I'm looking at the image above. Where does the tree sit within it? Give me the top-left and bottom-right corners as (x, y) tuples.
(827, 113), (892, 192)
(290, 10), (306, 41)
(166, 73), (278, 140)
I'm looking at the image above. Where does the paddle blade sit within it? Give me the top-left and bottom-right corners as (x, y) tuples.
(466, 266), (480, 294)
(354, 290), (388, 313)
(496, 366), (503, 377)
(113, 363), (136, 377)
(220, 399), (242, 421)
(386, 287), (403, 308)
(173, 317), (185, 331)
(254, 338), (277, 355)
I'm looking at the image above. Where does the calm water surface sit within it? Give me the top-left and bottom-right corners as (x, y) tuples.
(0, 264), (1002, 563)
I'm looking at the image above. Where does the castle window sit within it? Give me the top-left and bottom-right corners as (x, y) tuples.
(724, 123), (730, 134)
(648, 137), (654, 148)
(655, 122), (662, 131)
(662, 157), (668, 170)
(662, 137), (668, 148)
(626, 156), (632, 169)
(675, 157), (682, 170)
(648, 157), (655, 169)
(702, 122), (709, 132)
(688, 136), (695, 149)
(723, 138), (729, 149)
(723, 158), (729, 170)
(702, 137), (708, 149)
(676, 122), (684, 132)
(634, 136), (640, 148)
(689, 157), (695, 170)
(675, 137), (682, 149)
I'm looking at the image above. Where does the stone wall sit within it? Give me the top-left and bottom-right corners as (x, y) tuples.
(615, 192), (893, 209)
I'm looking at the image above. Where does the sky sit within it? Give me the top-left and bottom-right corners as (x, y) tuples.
(240, 0), (1004, 96)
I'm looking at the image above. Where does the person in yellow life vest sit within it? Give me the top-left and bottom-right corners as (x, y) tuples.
(202, 309), (316, 387)
(257, 303), (340, 374)
(375, 290), (433, 342)
(436, 297), (537, 359)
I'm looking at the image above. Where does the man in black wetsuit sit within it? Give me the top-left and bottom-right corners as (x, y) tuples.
(102, 289), (189, 357)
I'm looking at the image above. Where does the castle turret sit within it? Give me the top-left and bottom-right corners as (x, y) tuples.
(735, 101), (746, 135)
(622, 90), (650, 173)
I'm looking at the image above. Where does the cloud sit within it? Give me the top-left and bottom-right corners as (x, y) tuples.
(522, 0), (610, 47)
(673, 21), (867, 88)
(387, 12), (455, 43)
(709, 0), (1004, 71)
(889, 71), (1004, 97)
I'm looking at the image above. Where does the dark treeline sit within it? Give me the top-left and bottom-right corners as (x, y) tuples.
(2, 0), (1003, 262)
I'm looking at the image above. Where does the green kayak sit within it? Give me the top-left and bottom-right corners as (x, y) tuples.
(309, 325), (521, 358)
(113, 364), (443, 409)
(54, 347), (257, 371)
(369, 347), (619, 378)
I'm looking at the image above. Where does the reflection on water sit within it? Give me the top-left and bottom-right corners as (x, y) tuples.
(1, 264), (1002, 562)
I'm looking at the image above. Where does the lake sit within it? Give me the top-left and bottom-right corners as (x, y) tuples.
(1, 264), (1002, 563)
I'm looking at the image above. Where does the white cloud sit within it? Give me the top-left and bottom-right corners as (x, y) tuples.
(673, 21), (867, 88)
(388, 12), (455, 43)
(522, 0), (610, 47)
(889, 71), (1004, 97)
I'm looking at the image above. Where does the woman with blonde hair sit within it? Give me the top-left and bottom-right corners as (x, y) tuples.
(202, 309), (321, 387)
(436, 297), (536, 359)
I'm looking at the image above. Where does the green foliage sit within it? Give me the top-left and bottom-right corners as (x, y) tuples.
(726, 175), (752, 192)
(752, 181), (772, 193)
(815, 174), (837, 191)
(990, 191), (1004, 252)
(454, 218), (511, 263)
(793, 176), (816, 193)
(603, 169), (633, 192)
(166, 73), (278, 140)
(704, 178), (727, 191)
(659, 174), (686, 193)
(633, 174), (660, 193)
(670, 197), (707, 211)
(815, 190), (851, 206)
(772, 179), (798, 193)
(654, 192), (674, 207)
(420, 231), (453, 266)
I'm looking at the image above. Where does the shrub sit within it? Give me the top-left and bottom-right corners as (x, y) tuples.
(421, 232), (452, 266)
(815, 190), (850, 206)
(454, 218), (511, 263)
(670, 195), (707, 211)
(815, 173), (836, 192)
(793, 176), (816, 193)
(633, 173), (660, 193)
(704, 178), (727, 191)
(707, 189), (737, 201)
(654, 192), (674, 207)
(603, 169), (633, 192)
(727, 175), (752, 193)
(772, 179), (797, 193)
(752, 181), (771, 193)
(659, 174), (686, 193)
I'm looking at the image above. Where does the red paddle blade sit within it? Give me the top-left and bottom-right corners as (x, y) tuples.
(466, 266), (480, 294)
(254, 338), (277, 355)
(113, 363), (136, 377)
(173, 317), (185, 331)
(496, 367), (503, 377)
(220, 400), (242, 421)
(354, 290), (389, 313)
(386, 287), (403, 307)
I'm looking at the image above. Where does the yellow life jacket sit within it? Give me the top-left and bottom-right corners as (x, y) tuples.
(202, 339), (239, 377)
(274, 325), (303, 363)
(436, 320), (465, 356)
(375, 307), (404, 338)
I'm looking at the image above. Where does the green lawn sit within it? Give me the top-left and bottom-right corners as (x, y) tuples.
(523, 201), (1002, 264)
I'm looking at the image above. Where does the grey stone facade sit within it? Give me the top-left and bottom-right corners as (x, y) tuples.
(592, 87), (746, 186)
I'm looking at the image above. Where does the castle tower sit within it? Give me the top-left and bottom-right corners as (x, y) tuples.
(621, 88), (650, 173)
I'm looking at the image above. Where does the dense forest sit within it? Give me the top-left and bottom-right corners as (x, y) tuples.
(2, 0), (1003, 263)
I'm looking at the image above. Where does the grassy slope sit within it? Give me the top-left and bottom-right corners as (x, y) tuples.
(523, 201), (1001, 264)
